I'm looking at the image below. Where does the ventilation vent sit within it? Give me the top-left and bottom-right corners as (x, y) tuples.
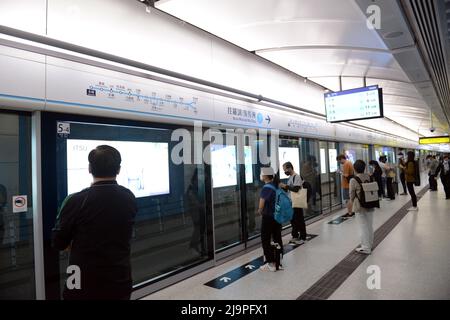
(404, 0), (450, 125)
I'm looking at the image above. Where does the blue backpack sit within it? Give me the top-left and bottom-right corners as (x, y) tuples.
(263, 184), (293, 224)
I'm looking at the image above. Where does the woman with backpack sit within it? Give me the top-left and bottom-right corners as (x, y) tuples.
(258, 167), (283, 272)
(350, 160), (377, 255)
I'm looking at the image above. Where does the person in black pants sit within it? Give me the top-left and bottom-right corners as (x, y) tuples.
(398, 153), (408, 195)
(53, 145), (137, 300)
(435, 155), (450, 199)
(369, 160), (383, 199)
(405, 151), (418, 211)
(258, 167), (283, 272)
(280, 162), (307, 245)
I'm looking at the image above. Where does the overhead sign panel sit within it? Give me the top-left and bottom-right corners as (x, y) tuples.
(419, 136), (450, 145)
(325, 86), (384, 123)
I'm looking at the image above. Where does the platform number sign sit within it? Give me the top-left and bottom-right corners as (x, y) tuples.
(57, 122), (70, 138)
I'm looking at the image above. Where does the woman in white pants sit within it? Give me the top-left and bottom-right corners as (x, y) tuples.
(350, 160), (376, 255)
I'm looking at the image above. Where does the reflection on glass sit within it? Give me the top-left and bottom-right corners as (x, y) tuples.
(279, 147), (300, 179)
(55, 122), (211, 291)
(329, 142), (341, 209)
(299, 138), (321, 219)
(211, 145), (238, 188)
(246, 137), (272, 239)
(0, 113), (35, 299)
(320, 149), (327, 174)
(328, 149), (338, 173)
(341, 143), (370, 167)
(211, 138), (242, 251)
(244, 146), (253, 184)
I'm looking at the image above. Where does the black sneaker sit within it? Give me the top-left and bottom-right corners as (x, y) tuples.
(342, 213), (352, 218)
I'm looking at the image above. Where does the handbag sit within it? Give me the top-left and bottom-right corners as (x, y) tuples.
(291, 188), (308, 209)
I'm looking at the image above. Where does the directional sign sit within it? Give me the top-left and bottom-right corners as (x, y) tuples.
(204, 234), (318, 289)
(220, 277), (231, 283)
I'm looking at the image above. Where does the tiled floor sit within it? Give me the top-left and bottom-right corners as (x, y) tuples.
(143, 176), (449, 300)
(329, 187), (450, 300)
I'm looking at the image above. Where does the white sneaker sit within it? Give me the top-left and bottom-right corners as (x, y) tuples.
(260, 263), (276, 272)
(294, 239), (305, 245)
(289, 238), (299, 245)
(407, 207), (419, 211)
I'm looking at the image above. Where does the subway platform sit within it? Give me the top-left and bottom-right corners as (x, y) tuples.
(143, 180), (450, 300)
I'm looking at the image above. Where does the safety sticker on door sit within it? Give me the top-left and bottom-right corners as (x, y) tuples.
(12, 195), (28, 213)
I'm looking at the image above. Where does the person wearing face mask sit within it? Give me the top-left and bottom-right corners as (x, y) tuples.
(435, 155), (450, 199)
(258, 167), (283, 272)
(280, 162), (306, 245)
(398, 153), (408, 195)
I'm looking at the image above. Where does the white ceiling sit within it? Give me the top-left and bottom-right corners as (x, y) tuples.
(157, 0), (450, 139)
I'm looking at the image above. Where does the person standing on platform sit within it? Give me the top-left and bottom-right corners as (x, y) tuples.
(337, 154), (355, 218)
(52, 145), (137, 300)
(380, 156), (395, 200)
(435, 154), (450, 200)
(429, 156), (440, 191)
(258, 167), (283, 272)
(280, 162), (306, 245)
(405, 151), (419, 211)
(398, 153), (408, 195)
(369, 160), (383, 199)
(350, 160), (375, 255)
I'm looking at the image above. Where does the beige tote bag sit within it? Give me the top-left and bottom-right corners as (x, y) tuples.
(291, 188), (308, 209)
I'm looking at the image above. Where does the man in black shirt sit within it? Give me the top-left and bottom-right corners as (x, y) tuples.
(53, 145), (137, 300)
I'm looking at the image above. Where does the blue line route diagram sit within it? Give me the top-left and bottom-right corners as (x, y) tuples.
(87, 83), (198, 114)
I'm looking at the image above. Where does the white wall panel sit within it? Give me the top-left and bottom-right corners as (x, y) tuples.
(0, 45), (46, 110)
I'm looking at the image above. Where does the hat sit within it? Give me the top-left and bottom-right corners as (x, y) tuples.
(260, 167), (275, 176)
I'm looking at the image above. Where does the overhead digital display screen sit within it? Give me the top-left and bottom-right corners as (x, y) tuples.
(279, 147), (300, 179)
(325, 85), (383, 123)
(66, 139), (170, 198)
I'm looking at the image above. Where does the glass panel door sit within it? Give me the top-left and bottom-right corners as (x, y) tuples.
(319, 141), (331, 213)
(279, 138), (300, 227)
(0, 112), (35, 299)
(328, 142), (342, 210)
(211, 131), (242, 252)
(246, 134), (272, 239)
(42, 114), (213, 298)
(299, 138), (321, 219)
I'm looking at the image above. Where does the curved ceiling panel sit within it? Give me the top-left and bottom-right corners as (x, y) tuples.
(157, 0), (450, 138)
